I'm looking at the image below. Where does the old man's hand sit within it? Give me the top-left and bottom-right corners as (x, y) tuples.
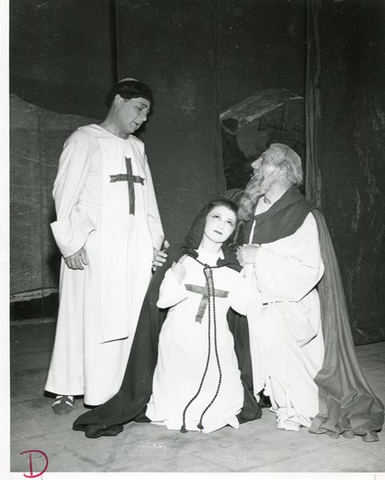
(236, 244), (260, 267)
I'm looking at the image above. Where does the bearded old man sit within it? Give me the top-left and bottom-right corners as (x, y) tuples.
(236, 143), (384, 441)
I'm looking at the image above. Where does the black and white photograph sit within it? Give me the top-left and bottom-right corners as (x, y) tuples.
(2, 0), (385, 478)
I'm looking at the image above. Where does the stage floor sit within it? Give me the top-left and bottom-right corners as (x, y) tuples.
(8, 321), (385, 475)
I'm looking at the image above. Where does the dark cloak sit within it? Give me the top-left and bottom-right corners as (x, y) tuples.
(246, 187), (384, 442)
(73, 202), (261, 438)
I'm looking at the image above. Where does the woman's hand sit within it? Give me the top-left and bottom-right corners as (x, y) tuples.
(171, 254), (188, 283)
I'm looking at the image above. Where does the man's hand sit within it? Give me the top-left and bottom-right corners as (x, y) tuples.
(236, 244), (260, 267)
(64, 247), (89, 270)
(152, 240), (170, 271)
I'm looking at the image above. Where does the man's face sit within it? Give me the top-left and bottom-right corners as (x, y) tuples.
(251, 148), (279, 193)
(115, 96), (151, 136)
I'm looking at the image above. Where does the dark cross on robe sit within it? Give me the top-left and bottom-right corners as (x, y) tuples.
(109, 156), (145, 215)
(185, 282), (229, 323)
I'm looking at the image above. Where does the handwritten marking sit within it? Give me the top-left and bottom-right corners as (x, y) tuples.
(20, 450), (49, 478)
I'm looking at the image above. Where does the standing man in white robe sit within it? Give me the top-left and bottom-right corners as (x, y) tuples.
(45, 78), (164, 414)
(236, 143), (383, 441)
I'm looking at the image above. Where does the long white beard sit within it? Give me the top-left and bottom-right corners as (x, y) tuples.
(237, 174), (264, 222)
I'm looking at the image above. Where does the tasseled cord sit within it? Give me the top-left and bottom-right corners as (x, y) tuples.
(180, 261), (223, 433)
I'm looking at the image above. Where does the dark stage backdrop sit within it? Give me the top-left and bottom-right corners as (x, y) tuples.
(114, 0), (307, 245)
(114, 0), (225, 244)
(306, 0), (385, 344)
(10, 0), (117, 320)
(10, 0), (117, 119)
(10, 0), (385, 345)
(10, 0), (307, 321)
(217, 0), (306, 112)
(10, 96), (95, 317)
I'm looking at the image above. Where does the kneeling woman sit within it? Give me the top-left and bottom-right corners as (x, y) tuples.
(146, 199), (256, 433)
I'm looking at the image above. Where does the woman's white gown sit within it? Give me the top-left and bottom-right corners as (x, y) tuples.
(146, 247), (251, 433)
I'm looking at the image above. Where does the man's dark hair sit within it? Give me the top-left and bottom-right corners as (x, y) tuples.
(105, 80), (154, 108)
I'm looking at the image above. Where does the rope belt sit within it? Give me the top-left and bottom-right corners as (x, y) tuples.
(180, 258), (224, 433)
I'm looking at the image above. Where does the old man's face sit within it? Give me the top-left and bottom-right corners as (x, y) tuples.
(251, 148), (279, 193)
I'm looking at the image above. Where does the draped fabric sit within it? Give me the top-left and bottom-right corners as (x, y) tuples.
(73, 203), (261, 438)
(306, 0), (385, 345)
(310, 210), (384, 441)
(245, 187), (315, 245)
(243, 188), (384, 441)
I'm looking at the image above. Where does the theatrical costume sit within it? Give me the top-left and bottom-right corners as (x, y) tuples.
(146, 246), (255, 433)
(244, 186), (384, 441)
(73, 203), (261, 437)
(45, 124), (164, 406)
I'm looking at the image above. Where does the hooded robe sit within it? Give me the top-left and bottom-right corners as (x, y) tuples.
(243, 187), (384, 441)
(73, 202), (261, 437)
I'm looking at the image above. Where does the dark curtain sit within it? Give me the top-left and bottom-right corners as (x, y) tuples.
(306, 0), (385, 344)
(115, 0), (225, 245)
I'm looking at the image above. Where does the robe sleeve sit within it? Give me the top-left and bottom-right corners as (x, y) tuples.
(156, 268), (189, 309)
(50, 129), (99, 258)
(144, 156), (164, 252)
(229, 266), (261, 316)
(255, 213), (324, 303)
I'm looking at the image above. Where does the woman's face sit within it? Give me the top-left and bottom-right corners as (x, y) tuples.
(203, 205), (237, 245)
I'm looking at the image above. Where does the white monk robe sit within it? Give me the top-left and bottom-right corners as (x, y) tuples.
(146, 247), (254, 433)
(247, 200), (325, 429)
(45, 124), (164, 405)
